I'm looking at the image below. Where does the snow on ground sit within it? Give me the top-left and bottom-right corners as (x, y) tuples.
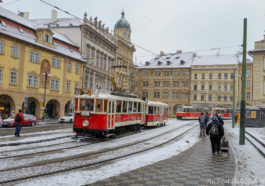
(16, 119), (200, 186)
(246, 127), (265, 144)
(224, 121), (265, 186)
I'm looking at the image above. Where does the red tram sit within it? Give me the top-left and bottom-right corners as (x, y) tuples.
(73, 91), (168, 138)
(176, 106), (233, 120)
(145, 101), (168, 127)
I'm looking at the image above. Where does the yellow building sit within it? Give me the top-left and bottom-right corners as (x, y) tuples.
(114, 11), (136, 94)
(0, 7), (85, 119)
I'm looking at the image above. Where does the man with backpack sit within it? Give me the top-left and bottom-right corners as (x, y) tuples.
(199, 112), (206, 137)
(206, 115), (224, 155)
(14, 109), (24, 137)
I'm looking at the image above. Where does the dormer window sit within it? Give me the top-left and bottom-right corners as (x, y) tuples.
(175, 56), (180, 59)
(44, 34), (50, 43)
(18, 28), (24, 33)
(180, 60), (185, 65)
(158, 61), (162, 65)
(0, 20), (6, 27)
(167, 61), (171, 65)
(145, 61), (150, 66)
(166, 57), (170, 59)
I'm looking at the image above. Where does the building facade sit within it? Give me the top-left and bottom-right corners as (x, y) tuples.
(249, 35), (265, 107)
(137, 51), (193, 117)
(113, 11), (136, 94)
(32, 10), (116, 94)
(0, 7), (85, 119)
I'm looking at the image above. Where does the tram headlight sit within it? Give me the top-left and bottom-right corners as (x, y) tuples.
(82, 120), (89, 127)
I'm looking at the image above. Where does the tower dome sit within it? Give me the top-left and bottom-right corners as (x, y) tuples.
(114, 11), (131, 31)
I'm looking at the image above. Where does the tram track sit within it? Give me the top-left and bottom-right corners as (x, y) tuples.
(245, 131), (265, 158)
(0, 122), (198, 184)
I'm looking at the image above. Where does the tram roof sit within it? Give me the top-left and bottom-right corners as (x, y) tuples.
(75, 93), (145, 102)
(147, 101), (168, 107)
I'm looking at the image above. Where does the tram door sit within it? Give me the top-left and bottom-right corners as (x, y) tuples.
(108, 101), (115, 129)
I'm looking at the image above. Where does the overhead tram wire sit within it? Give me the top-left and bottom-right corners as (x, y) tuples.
(39, 0), (158, 56)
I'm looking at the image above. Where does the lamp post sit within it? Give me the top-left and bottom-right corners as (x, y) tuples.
(42, 72), (49, 121)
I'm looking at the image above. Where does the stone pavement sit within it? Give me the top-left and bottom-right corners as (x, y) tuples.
(91, 137), (235, 186)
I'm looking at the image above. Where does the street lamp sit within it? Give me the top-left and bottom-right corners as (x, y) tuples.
(42, 72), (50, 121)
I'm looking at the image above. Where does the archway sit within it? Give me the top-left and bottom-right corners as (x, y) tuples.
(173, 104), (183, 116)
(46, 99), (60, 119)
(0, 94), (16, 119)
(64, 100), (73, 115)
(22, 97), (40, 118)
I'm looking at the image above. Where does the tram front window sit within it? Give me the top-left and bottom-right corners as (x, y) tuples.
(80, 99), (94, 111)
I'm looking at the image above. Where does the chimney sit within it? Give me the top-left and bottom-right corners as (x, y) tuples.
(18, 12), (29, 19)
(51, 10), (57, 22)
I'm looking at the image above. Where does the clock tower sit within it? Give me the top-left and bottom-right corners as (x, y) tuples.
(114, 10), (131, 41)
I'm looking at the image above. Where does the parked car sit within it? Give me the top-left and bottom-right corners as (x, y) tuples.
(2, 114), (37, 127)
(58, 113), (74, 123)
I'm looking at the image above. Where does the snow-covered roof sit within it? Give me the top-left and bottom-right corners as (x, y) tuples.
(32, 18), (83, 27)
(192, 54), (240, 66)
(138, 52), (195, 69)
(147, 101), (168, 107)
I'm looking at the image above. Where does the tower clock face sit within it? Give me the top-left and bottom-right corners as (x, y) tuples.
(122, 32), (127, 37)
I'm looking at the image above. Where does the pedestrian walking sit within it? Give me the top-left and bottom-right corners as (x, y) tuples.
(216, 113), (224, 125)
(205, 112), (209, 127)
(199, 112), (206, 137)
(14, 109), (24, 137)
(206, 116), (224, 155)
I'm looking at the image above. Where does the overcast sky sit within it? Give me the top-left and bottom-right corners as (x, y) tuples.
(1, 0), (265, 64)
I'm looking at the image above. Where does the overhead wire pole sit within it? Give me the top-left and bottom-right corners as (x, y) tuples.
(240, 18), (247, 145)
(232, 68), (236, 128)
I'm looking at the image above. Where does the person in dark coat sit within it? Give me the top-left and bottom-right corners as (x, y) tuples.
(206, 116), (224, 155)
(216, 113), (224, 125)
(14, 109), (24, 137)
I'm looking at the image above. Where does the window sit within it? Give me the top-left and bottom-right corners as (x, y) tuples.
(231, 73), (234, 79)
(76, 64), (80, 73)
(173, 81), (179, 87)
(163, 92), (169, 98)
(194, 73), (197, 79)
(182, 71), (189, 76)
(182, 81), (188, 87)
(154, 71), (160, 76)
(0, 41), (4, 54)
(44, 34), (49, 42)
(142, 92), (148, 98)
(163, 81), (169, 87)
(224, 96), (227, 102)
(194, 84), (197, 91)
(75, 83), (78, 91)
(246, 80), (251, 88)
(246, 93), (250, 100)
(122, 101), (127, 113)
(30, 51), (40, 63)
(52, 57), (61, 68)
(224, 84), (227, 91)
(201, 73), (205, 79)
(218, 96), (221, 101)
(246, 69), (251, 77)
(143, 71), (149, 76)
(230, 85), (234, 91)
(201, 95), (204, 101)
(67, 61), (72, 72)
(172, 92), (178, 99)
(116, 100), (121, 113)
(218, 73), (222, 79)
(154, 81), (160, 87)
(218, 84), (221, 91)
(12, 45), (19, 58)
(193, 95), (197, 101)
(10, 71), (17, 84)
(80, 99), (94, 111)
(51, 79), (59, 90)
(230, 96), (233, 102)
(163, 71), (170, 76)
(209, 73), (213, 79)
(208, 95), (212, 101)
(128, 101), (133, 113)
(142, 81), (149, 87)
(182, 93), (188, 99)
(0, 69), (2, 82)
(154, 92), (160, 98)
(66, 82), (71, 92)
(224, 73), (228, 80)
(201, 84), (204, 91)
(96, 99), (103, 112)
(28, 75), (38, 87)
(172, 71), (179, 76)
(148, 106), (154, 114)
(209, 85), (212, 91)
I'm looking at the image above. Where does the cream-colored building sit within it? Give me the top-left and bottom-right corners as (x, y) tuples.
(113, 11), (136, 94)
(190, 55), (241, 108)
(249, 35), (265, 107)
(137, 51), (193, 117)
(32, 10), (116, 93)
